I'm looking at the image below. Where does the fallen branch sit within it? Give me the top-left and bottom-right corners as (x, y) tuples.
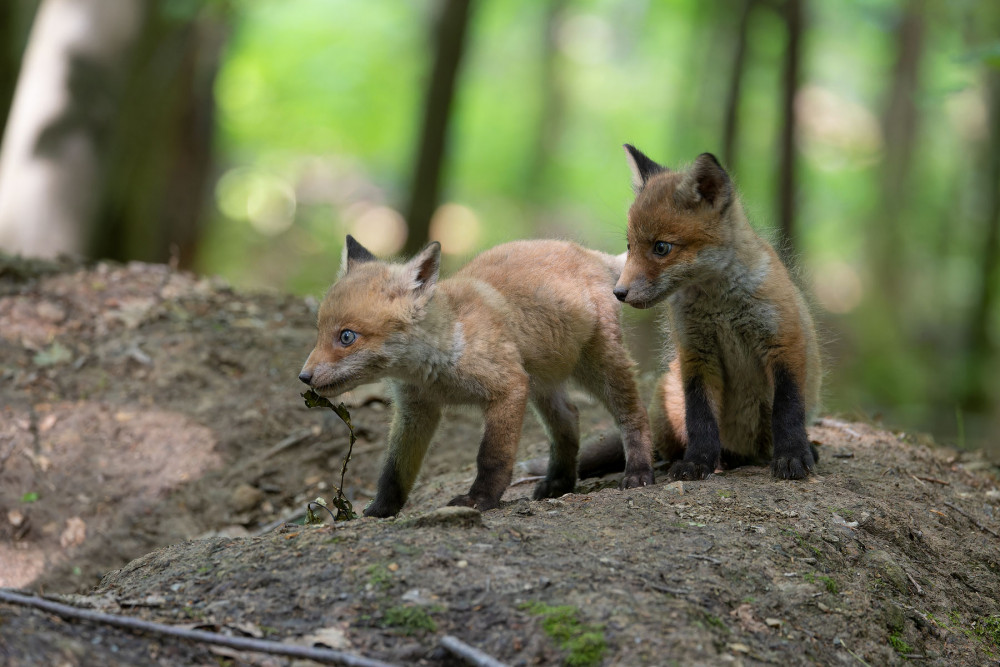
(440, 635), (508, 667)
(0, 589), (396, 667)
(943, 501), (1000, 539)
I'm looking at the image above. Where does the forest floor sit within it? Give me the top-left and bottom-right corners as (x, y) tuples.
(2, 256), (1000, 666)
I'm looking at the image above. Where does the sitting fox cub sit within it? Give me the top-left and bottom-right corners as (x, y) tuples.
(299, 236), (655, 517)
(615, 146), (821, 480)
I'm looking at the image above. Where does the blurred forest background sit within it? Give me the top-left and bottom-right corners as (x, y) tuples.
(0, 0), (997, 452)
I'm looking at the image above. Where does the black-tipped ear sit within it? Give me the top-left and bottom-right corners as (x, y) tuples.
(339, 235), (377, 278)
(623, 143), (667, 193)
(406, 241), (441, 295)
(677, 153), (732, 209)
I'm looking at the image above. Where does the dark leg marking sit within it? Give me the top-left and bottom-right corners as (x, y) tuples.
(770, 364), (815, 479)
(667, 375), (722, 481)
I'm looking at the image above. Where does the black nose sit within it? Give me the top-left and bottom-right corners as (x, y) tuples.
(298, 371), (313, 385)
(613, 286), (628, 302)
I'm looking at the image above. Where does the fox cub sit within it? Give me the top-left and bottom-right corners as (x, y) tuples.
(299, 236), (655, 517)
(615, 146), (821, 481)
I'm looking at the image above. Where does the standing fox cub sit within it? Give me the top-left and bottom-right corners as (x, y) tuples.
(615, 146), (821, 480)
(299, 236), (655, 517)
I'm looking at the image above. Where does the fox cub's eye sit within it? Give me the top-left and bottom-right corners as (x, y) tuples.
(339, 329), (357, 346)
(653, 241), (672, 256)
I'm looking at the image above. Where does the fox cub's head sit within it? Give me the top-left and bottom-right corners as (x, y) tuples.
(298, 236), (441, 396)
(614, 146), (738, 308)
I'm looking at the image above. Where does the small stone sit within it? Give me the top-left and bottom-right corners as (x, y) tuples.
(664, 481), (684, 495)
(817, 602), (830, 612)
(728, 642), (751, 653)
(765, 618), (782, 627)
(7, 510), (24, 527)
(456, 560), (468, 568)
(230, 484), (264, 513)
(387, 562), (399, 572)
(409, 506), (482, 529)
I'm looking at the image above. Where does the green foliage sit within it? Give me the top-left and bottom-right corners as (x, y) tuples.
(381, 605), (436, 635)
(520, 602), (607, 667)
(366, 564), (393, 592)
(889, 631), (913, 655)
(20, 492), (38, 503)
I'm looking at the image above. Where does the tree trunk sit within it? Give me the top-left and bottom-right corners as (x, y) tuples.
(524, 0), (566, 202)
(776, 0), (803, 259)
(93, 8), (227, 268)
(721, 0), (755, 169)
(873, 0), (925, 305)
(961, 69), (1000, 411)
(0, 0), (145, 259)
(402, 0), (473, 256)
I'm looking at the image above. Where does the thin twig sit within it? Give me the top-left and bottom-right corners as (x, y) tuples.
(905, 570), (923, 595)
(914, 475), (949, 486)
(440, 635), (508, 667)
(818, 418), (863, 440)
(943, 501), (1000, 538)
(249, 429), (314, 465)
(638, 579), (690, 596)
(688, 554), (722, 564)
(510, 476), (544, 487)
(0, 589), (395, 667)
(910, 475), (927, 488)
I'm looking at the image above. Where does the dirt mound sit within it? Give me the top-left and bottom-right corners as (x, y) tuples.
(2, 257), (1000, 665)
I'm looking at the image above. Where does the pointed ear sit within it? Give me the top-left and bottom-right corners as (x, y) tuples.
(675, 153), (732, 209)
(405, 241), (441, 297)
(338, 235), (377, 278)
(623, 143), (667, 193)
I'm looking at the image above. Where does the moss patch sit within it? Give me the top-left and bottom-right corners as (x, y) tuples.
(521, 602), (607, 667)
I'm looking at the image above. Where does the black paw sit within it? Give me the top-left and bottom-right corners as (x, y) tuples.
(533, 476), (576, 500)
(448, 493), (500, 512)
(363, 498), (401, 518)
(771, 453), (815, 480)
(620, 466), (654, 490)
(667, 460), (714, 481)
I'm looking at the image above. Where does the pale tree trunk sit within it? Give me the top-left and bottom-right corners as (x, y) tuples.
(776, 0), (803, 259)
(0, 0), (144, 258)
(402, 0), (473, 256)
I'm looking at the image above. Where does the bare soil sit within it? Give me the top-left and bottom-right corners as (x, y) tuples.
(2, 256), (1000, 666)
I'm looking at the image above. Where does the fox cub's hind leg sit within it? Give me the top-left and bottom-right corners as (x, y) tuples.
(770, 364), (815, 479)
(573, 341), (655, 489)
(365, 387), (443, 518)
(448, 375), (530, 512)
(530, 386), (581, 500)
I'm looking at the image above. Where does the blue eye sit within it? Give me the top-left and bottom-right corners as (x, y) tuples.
(339, 330), (357, 346)
(653, 241), (672, 256)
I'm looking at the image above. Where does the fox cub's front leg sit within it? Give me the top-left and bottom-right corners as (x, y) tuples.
(364, 390), (442, 518)
(770, 364), (815, 480)
(667, 374), (721, 481)
(448, 380), (529, 512)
